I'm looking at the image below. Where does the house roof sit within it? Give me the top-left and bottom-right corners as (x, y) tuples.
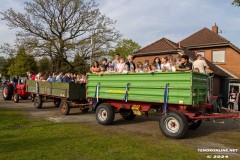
(180, 27), (229, 48)
(133, 37), (179, 56)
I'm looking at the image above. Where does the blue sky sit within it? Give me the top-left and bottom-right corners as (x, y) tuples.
(0, 0), (240, 51)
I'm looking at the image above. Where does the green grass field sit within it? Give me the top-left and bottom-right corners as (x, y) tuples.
(0, 109), (209, 160)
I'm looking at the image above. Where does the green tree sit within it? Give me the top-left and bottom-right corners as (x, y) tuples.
(1, 0), (121, 72)
(72, 54), (90, 74)
(110, 39), (141, 59)
(0, 56), (6, 68)
(8, 48), (38, 76)
(233, 0), (240, 6)
(0, 57), (13, 79)
(37, 57), (52, 72)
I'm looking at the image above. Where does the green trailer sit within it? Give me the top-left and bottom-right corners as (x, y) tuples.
(87, 71), (210, 138)
(26, 80), (89, 115)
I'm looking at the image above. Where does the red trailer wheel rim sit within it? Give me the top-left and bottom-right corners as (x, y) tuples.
(165, 117), (180, 133)
(3, 88), (8, 97)
(98, 108), (108, 121)
(61, 104), (67, 113)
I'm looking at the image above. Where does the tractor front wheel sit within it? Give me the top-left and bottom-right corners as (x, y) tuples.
(13, 93), (19, 103)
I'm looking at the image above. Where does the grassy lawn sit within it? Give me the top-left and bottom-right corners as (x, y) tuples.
(0, 109), (207, 160)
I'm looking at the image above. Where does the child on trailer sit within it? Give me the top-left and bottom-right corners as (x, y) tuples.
(98, 65), (106, 75)
(142, 65), (149, 73)
(116, 57), (125, 73)
(135, 62), (143, 73)
(149, 63), (157, 72)
(106, 65), (115, 74)
(122, 64), (129, 74)
(130, 68), (135, 73)
(161, 57), (171, 72)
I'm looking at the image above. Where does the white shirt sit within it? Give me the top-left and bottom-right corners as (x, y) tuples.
(161, 63), (171, 71)
(193, 60), (208, 74)
(116, 63), (125, 73)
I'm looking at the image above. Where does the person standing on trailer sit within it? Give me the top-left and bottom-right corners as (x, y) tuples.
(176, 55), (192, 71)
(193, 54), (209, 74)
(112, 53), (120, 71)
(125, 55), (136, 71)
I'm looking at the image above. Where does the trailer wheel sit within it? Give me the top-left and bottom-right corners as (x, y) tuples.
(159, 110), (188, 139)
(13, 93), (19, 103)
(54, 98), (61, 108)
(31, 94), (36, 102)
(34, 96), (43, 109)
(60, 101), (70, 115)
(2, 85), (13, 100)
(120, 109), (136, 120)
(188, 120), (202, 130)
(96, 103), (115, 125)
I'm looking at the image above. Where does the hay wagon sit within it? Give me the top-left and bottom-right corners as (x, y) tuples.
(26, 80), (89, 115)
(87, 71), (240, 139)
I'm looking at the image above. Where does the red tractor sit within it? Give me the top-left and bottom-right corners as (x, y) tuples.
(2, 81), (31, 103)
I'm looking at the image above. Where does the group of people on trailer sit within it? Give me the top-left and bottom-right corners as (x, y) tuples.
(26, 72), (86, 83)
(23, 53), (209, 84)
(90, 53), (210, 75)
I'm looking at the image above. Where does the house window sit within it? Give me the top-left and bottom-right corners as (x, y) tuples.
(212, 50), (225, 63)
(197, 51), (205, 57)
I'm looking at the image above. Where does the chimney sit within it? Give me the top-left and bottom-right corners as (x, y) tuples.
(212, 23), (218, 34)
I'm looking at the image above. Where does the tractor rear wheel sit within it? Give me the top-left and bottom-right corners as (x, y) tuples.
(13, 93), (19, 103)
(60, 101), (70, 115)
(2, 85), (13, 100)
(120, 109), (136, 120)
(96, 103), (115, 125)
(159, 110), (188, 139)
(34, 96), (43, 109)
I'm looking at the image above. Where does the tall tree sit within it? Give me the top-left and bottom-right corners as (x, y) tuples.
(0, 56), (6, 68)
(72, 53), (89, 74)
(1, 0), (121, 72)
(37, 57), (52, 72)
(110, 39), (141, 59)
(232, 0), (240, 6)
(8, 48), (38, 76)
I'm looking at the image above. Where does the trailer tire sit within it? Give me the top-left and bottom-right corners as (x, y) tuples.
(188, 120), (202, 130)
(96, 103), (115, 125)
(120, 109), (136, 120)
(60, 101), (70, 115)
(13, 93), (19, 103)
(31, 94), (36, 102)
(2, 85), (13, 100)
(54, 98), (61, 108)
(159, 110), (188, 139)
(34, 96), (43, 109)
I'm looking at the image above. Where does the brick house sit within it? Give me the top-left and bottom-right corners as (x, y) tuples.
(133, 25), (240, 106)
(180, 24), (240, 106)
